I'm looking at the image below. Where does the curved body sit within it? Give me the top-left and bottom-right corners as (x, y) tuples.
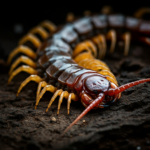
(7, 13), (150, 135)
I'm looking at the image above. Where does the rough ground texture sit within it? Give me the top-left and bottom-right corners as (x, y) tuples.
(0, 33), (150, 150)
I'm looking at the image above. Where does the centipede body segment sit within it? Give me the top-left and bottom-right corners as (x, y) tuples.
(7, 10), (150, 135)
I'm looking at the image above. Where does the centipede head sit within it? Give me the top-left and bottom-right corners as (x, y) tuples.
(61, 77), (150, 137)
(80, 76), (117, 108)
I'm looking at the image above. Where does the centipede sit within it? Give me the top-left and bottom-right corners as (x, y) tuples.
(6, 7), (150, 136)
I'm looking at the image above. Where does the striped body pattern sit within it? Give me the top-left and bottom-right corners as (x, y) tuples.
(7, 11), (150, 135)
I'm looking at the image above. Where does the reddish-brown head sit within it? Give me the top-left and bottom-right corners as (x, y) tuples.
(80, 76), (116, 108)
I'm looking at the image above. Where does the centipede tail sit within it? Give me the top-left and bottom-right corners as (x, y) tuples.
(7, 11), (150, 136)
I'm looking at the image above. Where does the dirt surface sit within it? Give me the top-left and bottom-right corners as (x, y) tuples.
(0, 35), (150, 150)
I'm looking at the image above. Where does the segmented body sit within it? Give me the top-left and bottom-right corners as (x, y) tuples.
(7, 12), (150, 134)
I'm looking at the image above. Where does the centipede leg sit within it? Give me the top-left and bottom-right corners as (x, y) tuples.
(17, 75), (43, 96)
(73, 41), (97, 58)
(45, 89), (63, 112)
(92, 36), (104, 59)
(7, 45), (37, 65)
(57, 91), (69, 114)
(97, 35), (107, 59)
(29, 26), (49, 40)
(9, 56), (37, 75)
(35, 85), (57, 109)
(122, 32), (131, 56)
(39, 20), (56, 33)
(101, 5), (113, 14)
(8, 65), (38, 84)
(134, 7), (150, 18)
(66, 12), (74, 22)
(74, 52), (94, 63)
(36, 81), (48, 102)
(106, 29), (117, 53)
(18, 33), (41, 48)
(67, 93), (78, 114)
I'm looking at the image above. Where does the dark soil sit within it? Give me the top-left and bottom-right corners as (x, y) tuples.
(0, 32), (150, 150)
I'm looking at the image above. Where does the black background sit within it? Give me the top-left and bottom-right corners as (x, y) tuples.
(1, 1), (150, 32)
(0, 1), (150, 59)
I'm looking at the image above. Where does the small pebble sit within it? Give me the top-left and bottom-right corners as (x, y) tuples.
(51, 117), (56, 122)
(83, 120), (86, 123)
(137, 146), (141, 150)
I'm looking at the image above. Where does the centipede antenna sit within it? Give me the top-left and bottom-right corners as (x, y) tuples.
(61, 93), (105, 137)
(108, 78), (150, 96)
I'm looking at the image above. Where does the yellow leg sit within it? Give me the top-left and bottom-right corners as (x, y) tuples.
(106, 29), (117, 53)
(92, 36), (103, 59)
(57, 91), (69, 114)
(101, 5), (112, 14)
(122, 32), (131, 56)
(91, 65), (110, 72)
(73, 42), (91, 58)
(36, 81), (48, 102)
(45, 89), (63, 112)
(78, 59), (94, 68)
(17, 75), (43, 96)
(29, 26), (49, 40)
(78, 59), (91, 67)
(80, 59), (108, 69)
(35, 85), (57, 109)
(92, 34), (107, 59)
(74, 52), (94, 63)
(45, 90), (78, 114)
(134, 7), (150, 18)
(81, 40), (97, 58)
(7, 45), (37, 65)
(8, 65), (38, 84)
(67, 93), (78, 114)
(97, 35), (107, 59)
(9, 56), (37, 75)
(87, 59), (109, 69)
(66, 12), (74, 22)
(18, 33), (41, 48)
(39, 20), (56, 33)
(73, 40), (97, 58)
